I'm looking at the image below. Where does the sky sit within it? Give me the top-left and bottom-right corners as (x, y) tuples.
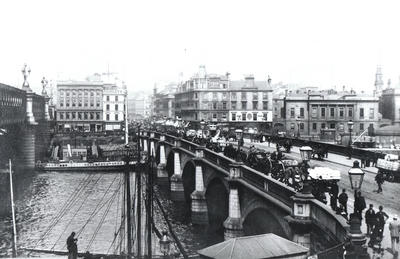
(0, 0), (399, 94)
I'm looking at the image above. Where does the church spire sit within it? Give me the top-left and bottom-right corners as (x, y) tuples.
(374, 66), (384, 94)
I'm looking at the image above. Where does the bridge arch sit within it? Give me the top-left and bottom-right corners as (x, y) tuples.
(154, 145), (160, 164)
(181, 160), (196, 202)
(242, 199), (291, 239)
(205, 177), (229, 232)
(165, 150), (175, 178)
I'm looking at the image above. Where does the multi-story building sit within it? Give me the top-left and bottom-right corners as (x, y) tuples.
(380, 86), (400, 126)
(153, 83), (178, 119)
(174, 66), (273, 131)
(273, 89), (381, 141)
(56, 81), (104, 132)
(127, 91), (151, 121)
(103, 83), (127, 131)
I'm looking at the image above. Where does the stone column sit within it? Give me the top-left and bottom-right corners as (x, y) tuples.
(223, 162), (244, 240)
(44, 96), (50, 121)
(19, 126), (36, 170)
(143, 137), (148, 153)
(284, 182), (313, 249)
(191, 146), (208, 225)
(157, 141), (168, 185)
(25, 92), (36, 125)
(150, 141), (155, 157)
(170, 146), (184, 201)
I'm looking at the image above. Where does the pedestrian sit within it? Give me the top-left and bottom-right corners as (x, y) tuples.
(267, 136), (271, 147)
(330, 182), (339, 211)
(365, 204), (376, 236)
(361, 157), (365, 168)
(376, 206), (389, 238)
(375, 172), (384, 193)
(338, 189), (348, 214)
(67, 232), (78, 259)
(354, 191), (366, 223)
(389, 215), (400, 256)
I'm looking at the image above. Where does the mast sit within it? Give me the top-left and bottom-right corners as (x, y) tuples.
(125, 91), (129, 145)
(125, 155), (132, 255)
(136, 125), (142, 258)
(136, 125), (142, 257)
(9, 159), (17, 257)
(146, 154), (153, 258)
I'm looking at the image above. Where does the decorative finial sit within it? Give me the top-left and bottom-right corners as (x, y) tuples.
(22, 63), (31, 91)
(41, 77), (48, 96)
(267, 75), (271, 85)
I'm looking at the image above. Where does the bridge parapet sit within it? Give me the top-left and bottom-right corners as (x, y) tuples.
(142, 131), (350, 247)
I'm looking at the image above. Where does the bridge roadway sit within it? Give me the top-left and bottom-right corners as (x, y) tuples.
(141, 131), (353, 256)
(243, 138), (400, 258)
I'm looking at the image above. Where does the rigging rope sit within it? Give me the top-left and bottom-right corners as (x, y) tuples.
(50, 174), (103, 250)
(86, 177), (122, 251)
(30, 174), (94, 251)
(74, 174), (120, 238)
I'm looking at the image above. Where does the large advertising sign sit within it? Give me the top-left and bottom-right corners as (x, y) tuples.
(228, 111), (273, 122)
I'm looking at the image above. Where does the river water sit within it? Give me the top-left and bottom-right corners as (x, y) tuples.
(0, 170), (222, 257)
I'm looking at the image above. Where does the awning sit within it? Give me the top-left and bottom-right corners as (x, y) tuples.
(198, 233), (308, 259)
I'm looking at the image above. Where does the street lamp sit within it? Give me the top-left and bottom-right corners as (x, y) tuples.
(347, 120), (354, 159)
(345, 160), (369, 259)
(160, 230), (171, 258)
(296, 117), (301, 138)
(235, 129), (244, 162)
(348, 160), (365, 191)
(299, 146), (313, 191)
(200, 119), (206, 145)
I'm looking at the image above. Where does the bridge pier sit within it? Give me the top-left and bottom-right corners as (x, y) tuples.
(156, 137), (168, 185)
(170, 146), (184, 201)
(223, 162), (244, 240)
(191, 146), (208, 225)
(19, 126), (36, 170)
(284, 183), (313, 249)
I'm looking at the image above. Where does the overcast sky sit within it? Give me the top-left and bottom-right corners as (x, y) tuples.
(0, 0), (399, 94)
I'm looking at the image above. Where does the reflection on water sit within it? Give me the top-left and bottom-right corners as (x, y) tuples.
(0, 170), (222, 257)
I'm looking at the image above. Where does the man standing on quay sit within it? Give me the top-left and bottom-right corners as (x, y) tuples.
(389, 215), (400, 256)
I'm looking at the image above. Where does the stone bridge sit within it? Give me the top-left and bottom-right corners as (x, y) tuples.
(0, 75), (52, 170)
(140, 131), (350, 253)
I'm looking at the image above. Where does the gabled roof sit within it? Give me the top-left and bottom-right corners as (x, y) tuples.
(198, 233), (308, 259)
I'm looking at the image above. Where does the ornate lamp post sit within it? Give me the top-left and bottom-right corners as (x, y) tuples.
(235, 129), (244, 162)
(348, 120), (354, 159)
(296, 117), (301, 138)
(345, 160), (369, 259)
(299, 146), (313, 190)
(160, 230), (171, 258)
(200, 119), (206, 145)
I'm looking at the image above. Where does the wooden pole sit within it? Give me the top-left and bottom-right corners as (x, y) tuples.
(9, 159), (17, 257)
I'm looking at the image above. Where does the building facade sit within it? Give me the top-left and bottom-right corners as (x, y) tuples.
(273, 89), (381, 141)
(127, 91), (151, 121)
(56, 81), (104, 132)
(380, 87), (400, 126)
(153, 83), (177, 119)
(103, 83), (127, 131)
(174, 67), (273, 131)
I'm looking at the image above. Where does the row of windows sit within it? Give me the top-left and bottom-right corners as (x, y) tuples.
(105, 114), (123, 121)
(105, 95), (123, 102)
(59, 112), (101, 120)
(105, 104), (125, 111)
(191, 92), (270, 101)
(59, 90), (101, 97)
(177, 101), (269, 111)
(289, 107), (374, 120)
(60, 101), (101, 108)
(290, 122), (367, 132)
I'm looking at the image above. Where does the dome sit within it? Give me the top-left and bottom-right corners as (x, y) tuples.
(375, 125), (400, 136)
